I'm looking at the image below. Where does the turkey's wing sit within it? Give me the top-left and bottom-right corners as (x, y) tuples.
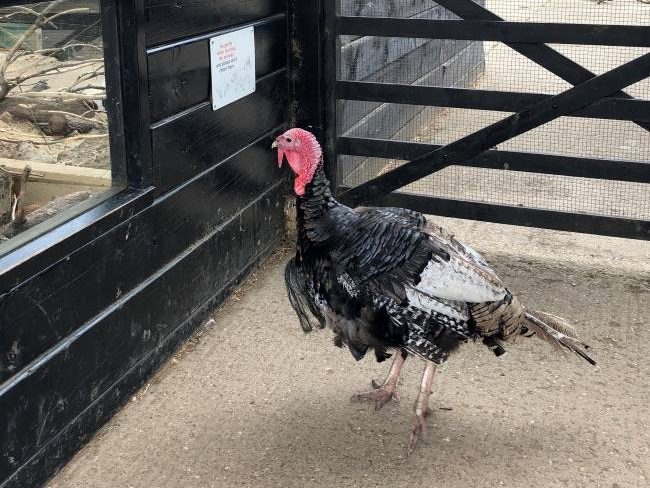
(342, 207), (506, 305)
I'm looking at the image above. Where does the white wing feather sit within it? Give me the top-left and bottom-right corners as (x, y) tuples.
(410, 222), (507, 304)
(409, 253), (506, 303)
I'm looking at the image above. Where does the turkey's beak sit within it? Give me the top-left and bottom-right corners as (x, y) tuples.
(272, 139), (285, 168)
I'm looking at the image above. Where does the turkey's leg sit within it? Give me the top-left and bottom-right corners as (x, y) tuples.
(406, 361), (437, 457)
(351, 350), (406, 411)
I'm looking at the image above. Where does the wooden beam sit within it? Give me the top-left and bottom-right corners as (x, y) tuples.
(337, 137), (650, 184)
(337, 82), (650, 122)
(364, 191), (650, 240)
(337, 17), (650, 47)
(0, 158), (111, 187)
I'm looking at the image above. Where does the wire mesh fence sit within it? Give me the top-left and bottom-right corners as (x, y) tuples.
(337, 0), (650, 220)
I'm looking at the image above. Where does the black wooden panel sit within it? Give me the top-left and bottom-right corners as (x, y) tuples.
(117, 0), (154, 188)
(148, 14), (287, 122)
(0, 188), (154, 291)
(144, 0), (286, 46)
(0, 133), (285, 385)
(151, 69), (287, 194)
(0, 182), (285, 487)
(1, 1), (290, 487)
(1, 261), (244, 488)
(288, 0), (323, 132)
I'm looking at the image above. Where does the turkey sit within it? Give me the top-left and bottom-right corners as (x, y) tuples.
(272, 127), (595, 456)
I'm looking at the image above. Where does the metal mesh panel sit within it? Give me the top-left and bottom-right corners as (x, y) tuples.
(343, 103), (650, 162)
(337, 0), (650, 219)
(343, 0), (648, 25)
(485, 0), (649, 26)
(344, 156), (650, 220)
(342, 0), (463, 19)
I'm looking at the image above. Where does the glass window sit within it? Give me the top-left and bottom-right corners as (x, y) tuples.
(0, 0), (123, 255)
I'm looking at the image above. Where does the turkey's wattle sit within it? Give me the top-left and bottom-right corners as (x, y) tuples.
(273, 128), (595, 456)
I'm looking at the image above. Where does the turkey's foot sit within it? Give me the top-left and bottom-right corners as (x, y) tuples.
(405, 362), (437, 457)
(351, 382), (400, 411)
(406, 407), (432, 456)
(350, 351), (406, 411)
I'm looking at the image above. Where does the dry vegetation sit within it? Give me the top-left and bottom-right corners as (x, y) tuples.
(0, 0), (110, 241)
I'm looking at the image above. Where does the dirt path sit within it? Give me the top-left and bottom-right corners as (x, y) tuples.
(49, 219), (650, 488)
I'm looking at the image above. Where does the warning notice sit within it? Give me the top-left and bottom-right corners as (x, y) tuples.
(210, 26), (256, 111)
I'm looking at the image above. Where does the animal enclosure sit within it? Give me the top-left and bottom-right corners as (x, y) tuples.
(0, 1), (649, 487)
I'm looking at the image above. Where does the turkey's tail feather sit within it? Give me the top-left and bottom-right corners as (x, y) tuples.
(524, 310), (596, 366)
(284, 257), (326, 332)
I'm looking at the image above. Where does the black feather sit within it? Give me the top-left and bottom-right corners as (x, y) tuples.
(284, 257), (325, 332)
(283, 165), (474, 364)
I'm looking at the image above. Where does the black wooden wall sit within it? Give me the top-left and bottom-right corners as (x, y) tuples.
(0, 1), (288, 486)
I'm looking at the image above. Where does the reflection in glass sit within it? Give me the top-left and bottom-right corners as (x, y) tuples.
(0, 0), (119, 253)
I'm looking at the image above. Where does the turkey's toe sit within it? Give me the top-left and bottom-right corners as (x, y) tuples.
(405, 408), (432, 457)
(351, 383), (399, 411)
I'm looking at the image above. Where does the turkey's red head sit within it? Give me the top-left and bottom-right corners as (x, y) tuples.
(272, 128), (322, 196)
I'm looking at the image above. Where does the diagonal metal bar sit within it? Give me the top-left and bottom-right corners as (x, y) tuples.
(433, 0), (650, 135)
(340, 52), (650, 208)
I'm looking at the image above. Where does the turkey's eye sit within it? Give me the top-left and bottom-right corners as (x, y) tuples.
(285, 137), (292, 143)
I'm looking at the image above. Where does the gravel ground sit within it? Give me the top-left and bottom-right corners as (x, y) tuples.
(49, 218), (650, 488)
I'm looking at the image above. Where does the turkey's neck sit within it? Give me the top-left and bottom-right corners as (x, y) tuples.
(296, 164), (338, 250)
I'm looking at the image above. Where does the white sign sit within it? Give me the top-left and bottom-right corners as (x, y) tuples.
(209, 26), (256, 111)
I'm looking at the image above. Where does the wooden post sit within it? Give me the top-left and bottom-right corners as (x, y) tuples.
(288, 0), (340, 192)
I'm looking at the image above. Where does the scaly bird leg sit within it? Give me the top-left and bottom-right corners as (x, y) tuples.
(406, 361), (437, 457)
(351, 350), (406, 411)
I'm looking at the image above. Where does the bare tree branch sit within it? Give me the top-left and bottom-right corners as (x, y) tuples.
(31, 43), (103, 56)
(3, 2), (89, 71)
(68, 65), (105, 90)
(81, 108), (106, 117)
(11, 91), (105, 101)
(0, 26), (21, 44)
(68, 84), (105, 93)
(9, 42), (102, 64)
(0, 7), (58, 29)
(12, 59), (103, 85)
(0, 126), (107, 144)
(2, 190), (92, 239)
(0, 2), (106, 112)
(44, 110), (107, 128)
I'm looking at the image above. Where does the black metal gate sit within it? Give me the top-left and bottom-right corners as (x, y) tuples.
(322, 0), (650, 240)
